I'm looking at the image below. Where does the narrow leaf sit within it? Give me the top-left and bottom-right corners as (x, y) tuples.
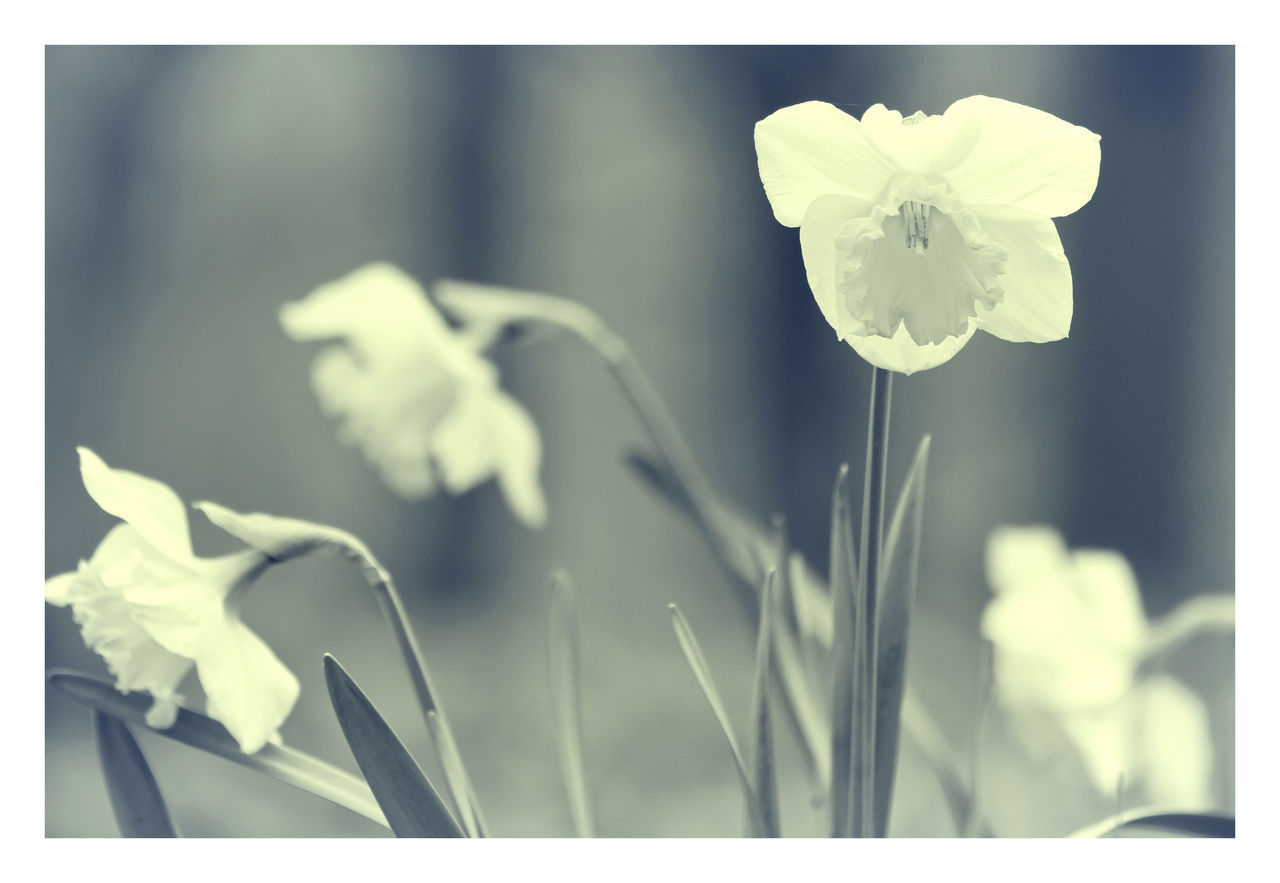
(668, 603), (767, 836)
(627, 447), (835, 787)
(899, 690), (978, 835)
(93, 711), (178, 837)
(549, 570), (594, 837)
(871, 434), (930, 838)
(770, 515), (830, 804)
(625, 449), (980, 834)
(1068, 808), (1235, 838)
(323, 655), (465, 838)
(49, 670), (386, 829)
(827, 464), (859, 838)
(424, 711), (484, 838)
(747, 571), (780, 837)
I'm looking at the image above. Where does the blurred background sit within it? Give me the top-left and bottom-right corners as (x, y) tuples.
(45, 45), (1234, 837)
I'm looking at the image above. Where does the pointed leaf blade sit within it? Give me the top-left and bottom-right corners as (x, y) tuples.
(871, 434), (931, 837)
(747, 571), (780, 837)
(549, 570), (594, 838)
(93, 711), (178, 837)
(668, 603), (766, 835)
(49, 670), (387, 829)
(627, 448), (834, 780)
(323, 655), (465, 838)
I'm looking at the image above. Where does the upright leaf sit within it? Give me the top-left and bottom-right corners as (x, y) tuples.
(827, 464), (859, 838)
(627, 447), (835, 792)
(548, 570), (594, 838)
(668, 603), (767, 836)
(49, 670), (386, 829)
(93, 711), (178, 837)
(747, 571), (780, 837)
(625, 449), (980, 835)
(323, 655), (465, 838)
(871, 435), (930, 837)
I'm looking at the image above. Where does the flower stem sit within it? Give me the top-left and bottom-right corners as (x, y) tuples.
(1137, 593), (1235, 678)
(359, 556), (488, 836)
(854, 366), (892, 837)
(561, 315), (757, 614)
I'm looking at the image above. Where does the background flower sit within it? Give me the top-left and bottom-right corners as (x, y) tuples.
(280, 263), (547, 527)
(982, 525), (1214, 807)
(755, 97), (1100, 374)
(46, 448), (301, 754)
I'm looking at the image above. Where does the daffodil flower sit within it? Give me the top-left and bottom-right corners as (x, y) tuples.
(755, 97), (1101, 373)
(281, 263), (547, 527)
(982, 526), (1217, 807)
(47, 448), (312, 754)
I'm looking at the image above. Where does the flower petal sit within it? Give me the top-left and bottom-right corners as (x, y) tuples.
(1070, 550), (1148, 652)
(755, 101), (896, 227)
(55, 559), (196, 717)
(969, 205), (1073, 343)
(280, 262), (452, 353)
(119, 569), (230, 658)
(1133, 676), (1214, 807)
(488, 393), (549, 528)
(985, 525), (1070, 594)
(799, 194), (870, 330)
(45, 571), (75, 606)
(1057, 705), (1131, 795)
(77, 447), (193, 562)
(195, 619), (300, 754)
(845, 321), (977, 375)
(859, 103), (981, 175)
(942, 95), (1101, 218)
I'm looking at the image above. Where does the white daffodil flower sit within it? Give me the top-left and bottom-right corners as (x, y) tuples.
(755, 97), (1101, 374)
(46, 448), (300, 754)
(982, 526), (1214, 807)
(281, 263), (547, 528)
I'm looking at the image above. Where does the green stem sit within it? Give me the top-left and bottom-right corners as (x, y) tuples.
(563, 316), (757, 614)
(362, 561), (487, 836)
(854, 366), (892, 837)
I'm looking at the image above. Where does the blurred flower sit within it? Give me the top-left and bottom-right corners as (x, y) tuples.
(755, 97), (1100, 374)
(46, 448), (300, 754)
(982, 526), (1215, 807)
(281, 263), (547, 527)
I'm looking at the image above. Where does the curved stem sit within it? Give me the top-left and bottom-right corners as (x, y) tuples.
(559, 314), (757, 613)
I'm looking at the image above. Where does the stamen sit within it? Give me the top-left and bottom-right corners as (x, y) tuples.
(902, 201), (931, 253)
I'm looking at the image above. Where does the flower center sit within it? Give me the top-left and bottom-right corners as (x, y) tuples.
(902, 200), (931, 253)
(831, 184), (1008, 347)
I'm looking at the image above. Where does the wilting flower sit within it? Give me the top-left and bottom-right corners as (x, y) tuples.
(982, 526), (1214, 807)
(755, 97), (1100, 374)
(46, 448), (301, 753)
(281, 263), (547, 527)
